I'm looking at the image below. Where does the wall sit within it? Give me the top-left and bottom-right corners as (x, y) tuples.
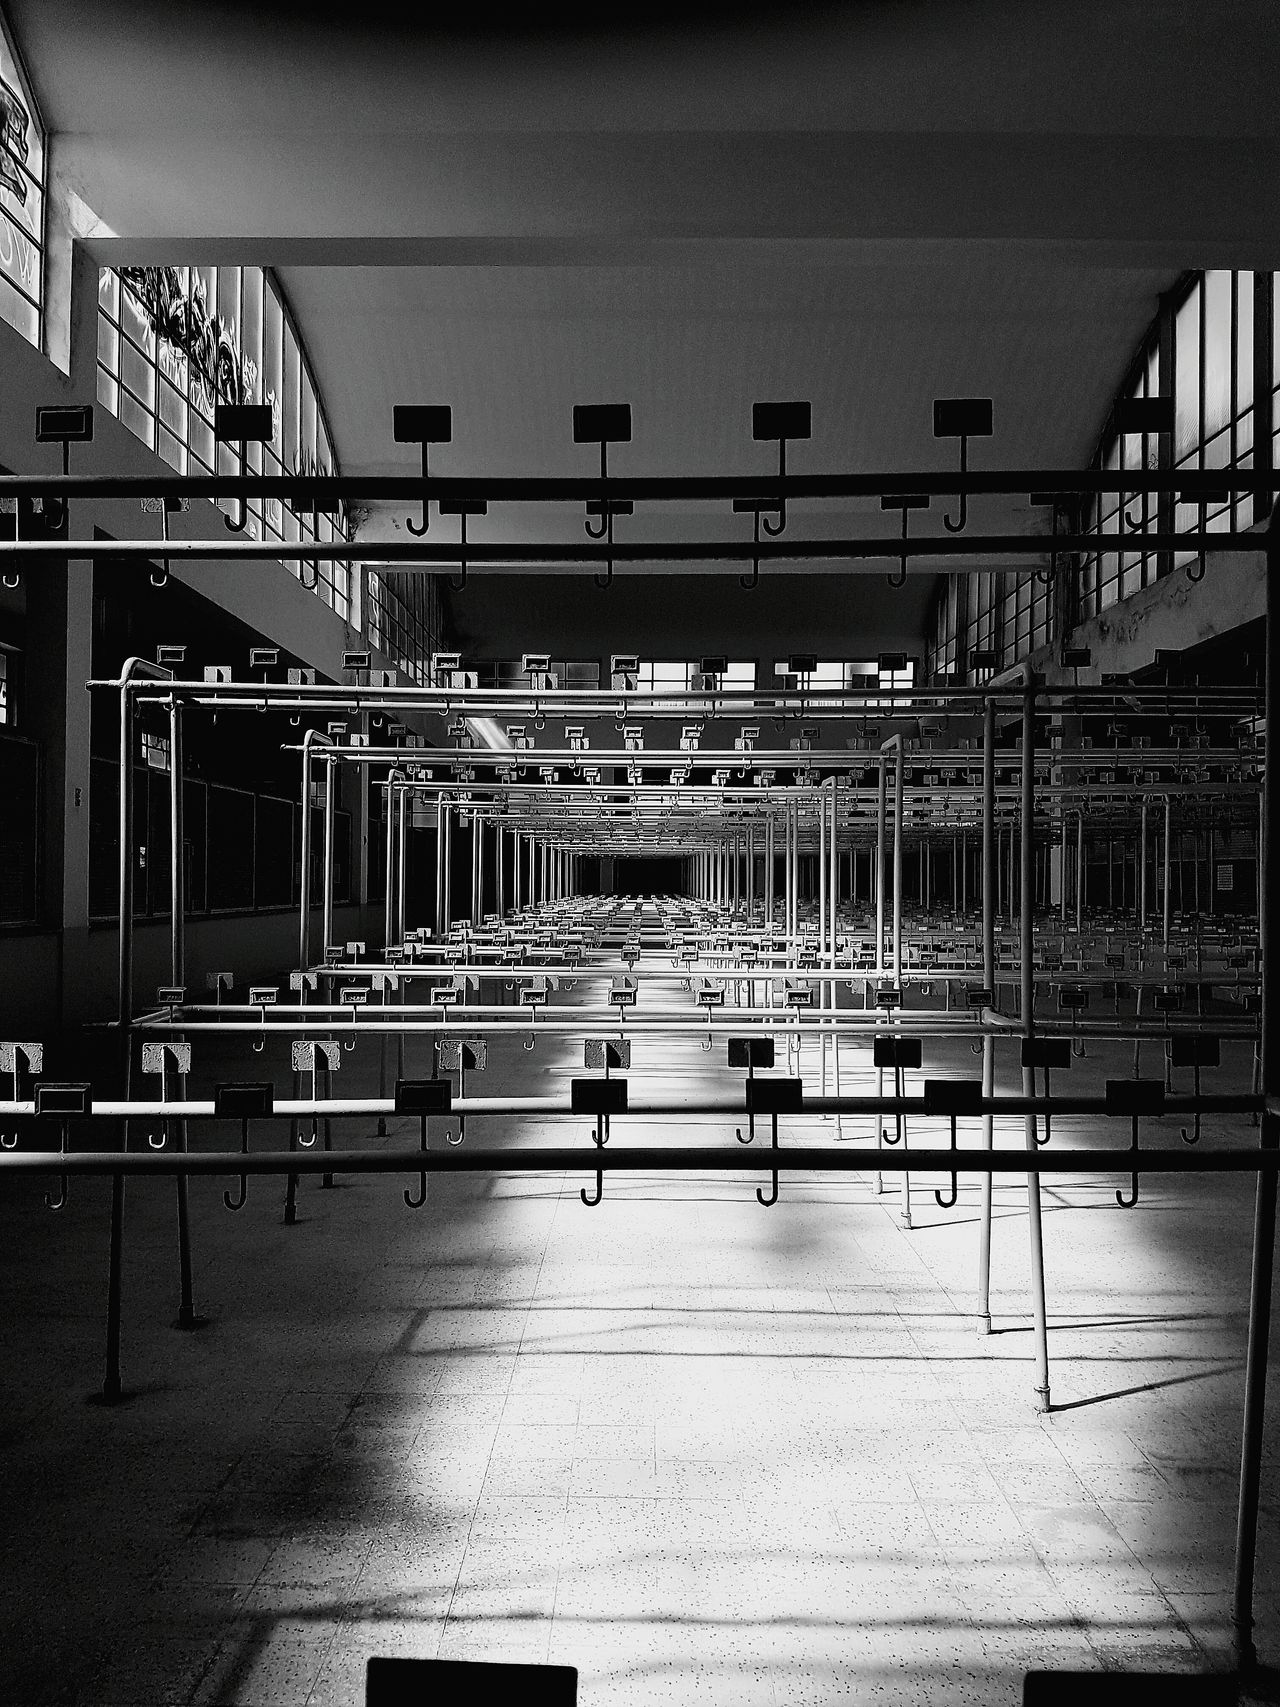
(1029, 544), (1264, 688)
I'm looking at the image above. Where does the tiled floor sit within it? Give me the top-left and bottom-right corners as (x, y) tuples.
(2, 992), (1278, 1705)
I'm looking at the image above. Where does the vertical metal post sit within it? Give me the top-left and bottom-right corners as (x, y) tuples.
(105, 678), (134, 1403)
(876, 757), (887, 973)
(384, 783), (397, 950)
(830, 780), (841, 1132)
(1163, 794), (1172, 953)
(442, 802), (453, 927)
(1022, 672), (1051, 1412)
(321, 753), (337, 959)
(892, 749), (903, 983)
(766, 811), (775, 923)
(1076, 812), (1085, 934)
(1233, 502), (1280, 1676)
(1139, 800), (1149, 933)
(299, 738), (315, 967)
(168, 695), (196, 1331)
(396, 782), (408, 938)
(978, 695), (996, 1333)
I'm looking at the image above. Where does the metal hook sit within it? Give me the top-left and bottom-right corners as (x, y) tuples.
(1, 569), (19, 589)
(251, 1035), (265, 1054)
(1034, 1065), (1053, 1148)
(1180, 1063), (1203, 1145)
(151, 497), (174, 586)
(289, 713), (300, 727)
(1187, 552), (1207, 583)
(524, 1033), (536, 1052)
(224, 1116), (250, 1211)
(406, 442), (431, 536)
(943, 436), (968, 533)
(934, 1114), (959, 1208)
(342, 1037), (357, 1053)
(446, 1112), (465, 1146)
(580, 1118), (605, 1205)
(884, 497), (926, 588)
(756, 1112), (779, 1207)
(147, 1128), (167, 1150)
(1116, 1114), (1140, 1208)
(299, 1118), (317, 1149)
(761, 437), (788, 536)
(224, 496), (248, 533)
(404, 1114), (429, 1207)
(0, 1132), (16, 1149)
(593, 555), (614, 591)
(299, 558), (320, 591)
(44, 1120), (69, 1211)
(701, 1035), (713, 1052)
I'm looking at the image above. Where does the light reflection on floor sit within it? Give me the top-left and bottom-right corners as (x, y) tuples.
(0, 954), (1275, 1704)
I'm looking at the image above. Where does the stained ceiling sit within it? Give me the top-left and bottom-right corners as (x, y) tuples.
(11, 0), (1280, 653)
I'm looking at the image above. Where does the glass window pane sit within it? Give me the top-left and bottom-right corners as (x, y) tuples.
(1203, 269), (1232, 438)
(1175, 282), (1201, 463)
(1237, 273), (1254, 415)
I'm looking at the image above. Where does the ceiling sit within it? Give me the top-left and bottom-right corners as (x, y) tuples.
(13, 0), (1280, 655)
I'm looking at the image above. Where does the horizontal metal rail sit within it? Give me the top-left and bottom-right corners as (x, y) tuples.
(0, 1095), (1260, 1119)
(0, 469), (1273, 501)
(0, 1145), (1273, 1178)
(3, 532), (1267, 567)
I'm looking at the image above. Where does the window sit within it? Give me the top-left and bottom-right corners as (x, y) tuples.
(772, 657), (915, 706)
(97, 265), (351, 619)
(636, 660), (755, 692)
(0, 8), (43, 348)
(366, 571), (446, 686)
(476, 658), (602, 691)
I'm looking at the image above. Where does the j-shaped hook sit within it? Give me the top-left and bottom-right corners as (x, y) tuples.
(756, 1112), (779, 1207)
(44, 1120), (69, 1211)
(882, 494), (928, 588)
(734, 499), (765, 591)
(943, 434), (969, 533)
(147, 1128), (167, 1150)
(1034, 1064), (1054, 1148)
(1116, 1115), (1140, 1208)
(1180, 1063), (1203, 1145)
(224, 495), (248, 533)
(593, 556), (614, 591)
(445, 1113), (465, 1146)
(934, 1114), (958, 1209)
(224, 1116), (250, 1211)
(406, 441), (432, 536)
(251, 1035), (265, 1055)
(580, 1118), (605, 1205)
(404, 1114), (429, 1207)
